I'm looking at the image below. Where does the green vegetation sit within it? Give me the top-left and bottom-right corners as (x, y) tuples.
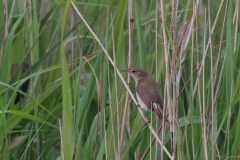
(0, 0), (240, 159)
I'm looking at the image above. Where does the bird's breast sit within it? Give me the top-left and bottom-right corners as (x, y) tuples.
(136, 92), (149, 111)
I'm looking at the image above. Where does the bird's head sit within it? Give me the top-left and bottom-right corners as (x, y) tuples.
(121, 67), (150, 81)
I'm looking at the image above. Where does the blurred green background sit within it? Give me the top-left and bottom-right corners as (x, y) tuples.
(0, 0), (240, 159)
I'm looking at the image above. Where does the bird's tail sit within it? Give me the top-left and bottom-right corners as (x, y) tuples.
(153, 103), (169, 123)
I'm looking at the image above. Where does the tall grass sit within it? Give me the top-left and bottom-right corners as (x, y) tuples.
(0, 0), (240, 159)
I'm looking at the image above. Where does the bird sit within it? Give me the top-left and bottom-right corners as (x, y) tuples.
(10, 63), (30, 104)
(121, 67), (169, 123)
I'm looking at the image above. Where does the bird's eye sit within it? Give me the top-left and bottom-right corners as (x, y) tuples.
(132, 70), (136, 73)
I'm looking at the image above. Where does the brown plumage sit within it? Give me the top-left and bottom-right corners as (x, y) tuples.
(121, 67), (168, 123)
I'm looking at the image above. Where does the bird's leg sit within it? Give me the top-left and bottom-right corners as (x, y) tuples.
(134, 103), (151, 124)
(134, 103), (140, 108)
(145, 119), (151, 125)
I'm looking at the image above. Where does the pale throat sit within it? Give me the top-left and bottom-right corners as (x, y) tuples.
(130, 74), (142, 84)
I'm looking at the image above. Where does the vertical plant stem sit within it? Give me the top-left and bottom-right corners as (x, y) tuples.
(191, 18), (195, 159)
(83, 57), (100, 160)
(155, 0), (158, 82)
(219, 54), (227, 155)
(171, 0), (179, 159)
(119, 0), (134, 158)
(150, 107), (152, 160)
(100, 54), (104, 143)
(155, 0), (159, 159)
(202, 8), (209, 160)
(99, 5), (109, 143)
(141, 120), (164, 160)
(195, 11), (203, 160)
(7, 0), (16, 26)
(233, 0), (239, 52)
(175, 2), (199, 159)
(111, 14), (121, 160)
(213, 0), (229, 87)
(107, 59), (116, 159)
(28, 0), (34, 64)
(72, 9), (83, 155)
(162, 82), (167, 159)
(208, 1), (215, 159)
(0, 0), (9, 69)
(213, 1), (229, 104)
(192, 0), (226, 100)
(160, 0), (173, 158)
(59, 119), (65, 160)
(104, 108), (107, 160)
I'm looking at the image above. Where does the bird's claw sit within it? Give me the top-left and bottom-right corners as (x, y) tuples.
(135, 103), (140, 108)
(145, 120), (151, 125)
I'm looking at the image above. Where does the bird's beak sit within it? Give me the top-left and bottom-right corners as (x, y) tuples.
(120, 69), (130, 73)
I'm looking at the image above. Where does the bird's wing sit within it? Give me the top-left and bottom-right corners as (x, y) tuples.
(153, 103), (169, 122)
(137, 78), (168, 122)
(136, 77), (163, 109)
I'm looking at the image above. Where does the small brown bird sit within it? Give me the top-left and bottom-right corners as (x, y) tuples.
(10, 63), (30, 104)
(121, 67), (168, 123)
